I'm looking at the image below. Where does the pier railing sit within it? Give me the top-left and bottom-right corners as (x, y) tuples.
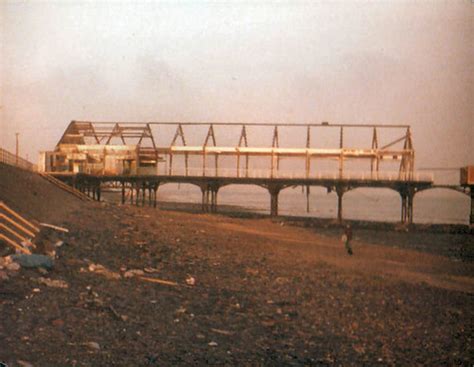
(0, 147), (37, 172)
(152, 167), (433, 182)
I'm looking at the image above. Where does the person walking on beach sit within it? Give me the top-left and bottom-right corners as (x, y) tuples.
(342, 224), (353, 255)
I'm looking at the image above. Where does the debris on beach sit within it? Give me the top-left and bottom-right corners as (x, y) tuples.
(84, 341), (101, 351)
(87, 263), (121, 280)
(185, 275), (196, 286)
(34, 277), (69, 289)
(123, 269), (145, 278)
(39, 223), (69, 233)
(139, 276), (179, 286)
(12, 254), (54, 270)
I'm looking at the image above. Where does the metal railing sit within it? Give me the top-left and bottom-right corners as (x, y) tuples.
(45, 163), (433, 182)
(159, 167), (434, 182)
(0, 147), (37, 172)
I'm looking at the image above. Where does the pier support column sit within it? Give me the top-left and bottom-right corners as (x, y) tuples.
(96, 183), (101, 202)
(148, 185), (153, 207)
(200, 183), (220, 213)
(399, 186), (415, 224)
(201, 186), (210, 212)
(121, 182), (126, 204)
(336, 185), (346, 224)
(153, 183), (159, 208)
(407, 189), (414, 224)
(135, 182), (141, 206)
(400, 192), (407, 224)
(210, 187), (219, 213)
(268, 184), (282, 217)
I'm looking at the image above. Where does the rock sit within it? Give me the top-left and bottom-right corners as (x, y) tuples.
(12, 254), (54, 270)
(88, 264), (101, 272)
(84, 341), (100, 351)
(0, 270), (9, 281)
(185, 276), (196, 286)
(208, 341), (218, 347)
(0, 256), (11, 270)
(54, 240), (64, 247)
(6, 262), (21, 271)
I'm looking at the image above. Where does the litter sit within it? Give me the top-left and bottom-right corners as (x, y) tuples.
(39, 223), (69, 233)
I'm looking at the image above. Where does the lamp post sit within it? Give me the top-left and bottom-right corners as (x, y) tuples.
(15, 132), (19, 165)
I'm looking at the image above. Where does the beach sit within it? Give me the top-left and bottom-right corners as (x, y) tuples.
(1, 162), (473, 365)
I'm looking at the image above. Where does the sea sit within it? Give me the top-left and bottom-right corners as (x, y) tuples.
(155, 184), (470, 225)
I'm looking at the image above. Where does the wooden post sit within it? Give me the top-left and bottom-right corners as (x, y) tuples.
(121, 182), (125, 204)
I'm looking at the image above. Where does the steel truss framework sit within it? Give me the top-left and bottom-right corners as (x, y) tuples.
(55, 120), (416, 179)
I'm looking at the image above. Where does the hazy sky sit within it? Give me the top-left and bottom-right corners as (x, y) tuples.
(0, 1), (472, 168)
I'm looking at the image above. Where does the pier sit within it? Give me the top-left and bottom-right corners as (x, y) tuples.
(40, 121), (472, 224)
